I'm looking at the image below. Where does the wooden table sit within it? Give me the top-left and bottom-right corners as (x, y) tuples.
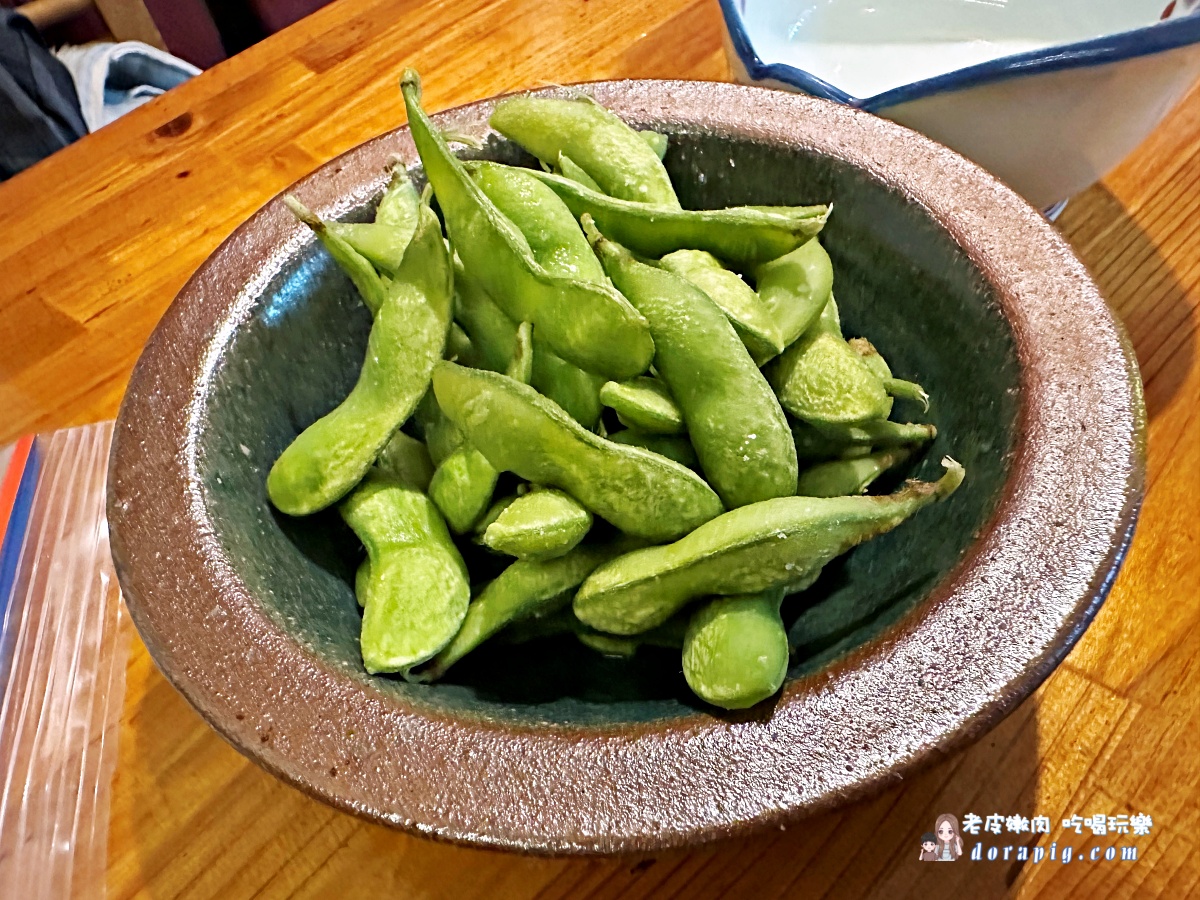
(1, 0), (1197, 896)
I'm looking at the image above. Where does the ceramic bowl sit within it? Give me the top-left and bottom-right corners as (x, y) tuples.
(719, 0), (1200, 209)
(107, 80), (1144, 853)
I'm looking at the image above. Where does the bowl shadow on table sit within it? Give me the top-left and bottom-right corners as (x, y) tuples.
(122, 665), (1042, 900)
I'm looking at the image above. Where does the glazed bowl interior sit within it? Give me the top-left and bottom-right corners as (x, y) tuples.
(199, 127), (1018, 726)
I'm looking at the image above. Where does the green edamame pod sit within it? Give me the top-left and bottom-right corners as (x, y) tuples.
(330, 222), (414, 280)
(498, 606), (686, 650)
(884, 378), (931, 410)
(445, 322), (478, 365)
(489, 95), (680, 206)
(533, 350), (606, 430)
(474, 493), (517, 536)
(420, 539), (632, 680)
(578, 612), (687, 656)
(600, 377), (685, 435)
(452, 262), (515, 372)
(267, 200), (453, 516)
(469, 162), (605, 283)
(767, 299), (891, 427)
(412, 390), (463, 466)
(507, 320), (534, 383)
(587, 219), (797, 509)
(354, 558), (370, 608)
(848, 338), (930, 411)
(429, 316), (539, 533)
(340, 471), (469, 674)
(794, 419), (937, 458)
(577, 631), (639, 657)
(428, 447), (499, 534)
(454, 259), (604, 427)
(556, 153), (603, 192)
(790, 420), (856, 462)
(428, 318), (536, 535)
(682, 589), (789, 710)
(754, 239), (834, 350)
(796, 447), (913, 497)
(639, 129), (669, 160)
(401, 71), (654, 381)
(327, 170), (422, 276)
(659, 250), (784, 364)
(481, 488), (593, 560)
(375, 431), (435, 491)
(607, 429), (699, 468)
(375, 164), (422, 227)
(432, 362), (724, 541)
(815, 292), (842, 334)
(574, 458), (964, 634)
(846, 337), (889, 380)
(284, 196), (389, 316)
(521, 168), (828, 269)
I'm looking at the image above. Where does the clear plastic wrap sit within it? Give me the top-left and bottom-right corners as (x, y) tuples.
(0, 422), (129, 899)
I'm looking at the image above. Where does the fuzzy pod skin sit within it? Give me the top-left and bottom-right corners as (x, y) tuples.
(507, 320), (535, 384)
(792, 418), (937, 461)
(470, 162), (605, 283)
(659, 249), (784, 364)
(574, 459), (964, 635)
(556, 152), (603, 192)
(328, 171), (422, 276)
(848, 337), (930, 412)
(482, 488), (593, 560)
(340, 471), (469, 674)
(431, 362), (724, 542)
(283, 195), (391, 316)
(767, 298), (891, 428)
(427, 446), (499, 534)
(427, 311), (541, 536)
(444, 322), (479, 366)
(754, 239), (834, 351)
(588, 220), (798, 509)
(682, 590), (789, 710)
(401, 73), (654, 381)
(639, 129), (669, 160)
(411, 390), (463, 466)
(600, 377), (686, 435)
(489, 96), (680, 206)
(795, 447), (914, 497)
(267, 200), (453, 516)
(375, 431), (435, 492)
(453, 262), (605, 428)
(523, 167), (828, 269)
(419, 539), (634, 680)
(607, 429), (700, 469)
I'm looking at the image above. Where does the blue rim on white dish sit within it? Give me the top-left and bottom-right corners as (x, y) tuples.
(719, 0), (1200, 111)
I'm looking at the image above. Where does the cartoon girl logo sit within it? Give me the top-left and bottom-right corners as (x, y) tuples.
(932, 813), (964, 861)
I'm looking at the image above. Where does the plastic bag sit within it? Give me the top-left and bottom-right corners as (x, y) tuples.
(0, 421), (129, 899)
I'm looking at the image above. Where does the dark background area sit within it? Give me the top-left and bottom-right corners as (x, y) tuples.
(1, 0), (335, 68)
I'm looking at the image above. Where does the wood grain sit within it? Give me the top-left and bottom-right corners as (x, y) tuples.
(0, 0), (1196, 896)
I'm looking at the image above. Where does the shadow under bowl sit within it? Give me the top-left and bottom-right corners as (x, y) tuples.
(107, 80), (1144, 853)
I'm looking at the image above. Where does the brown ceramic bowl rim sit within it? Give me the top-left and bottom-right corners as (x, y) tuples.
(107, 79), (1145, 854)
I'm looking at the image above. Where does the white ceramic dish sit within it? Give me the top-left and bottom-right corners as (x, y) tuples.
(720, 0), (1200, 208)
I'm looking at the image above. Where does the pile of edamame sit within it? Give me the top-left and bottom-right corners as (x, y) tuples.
(267, 70), (965, 710)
